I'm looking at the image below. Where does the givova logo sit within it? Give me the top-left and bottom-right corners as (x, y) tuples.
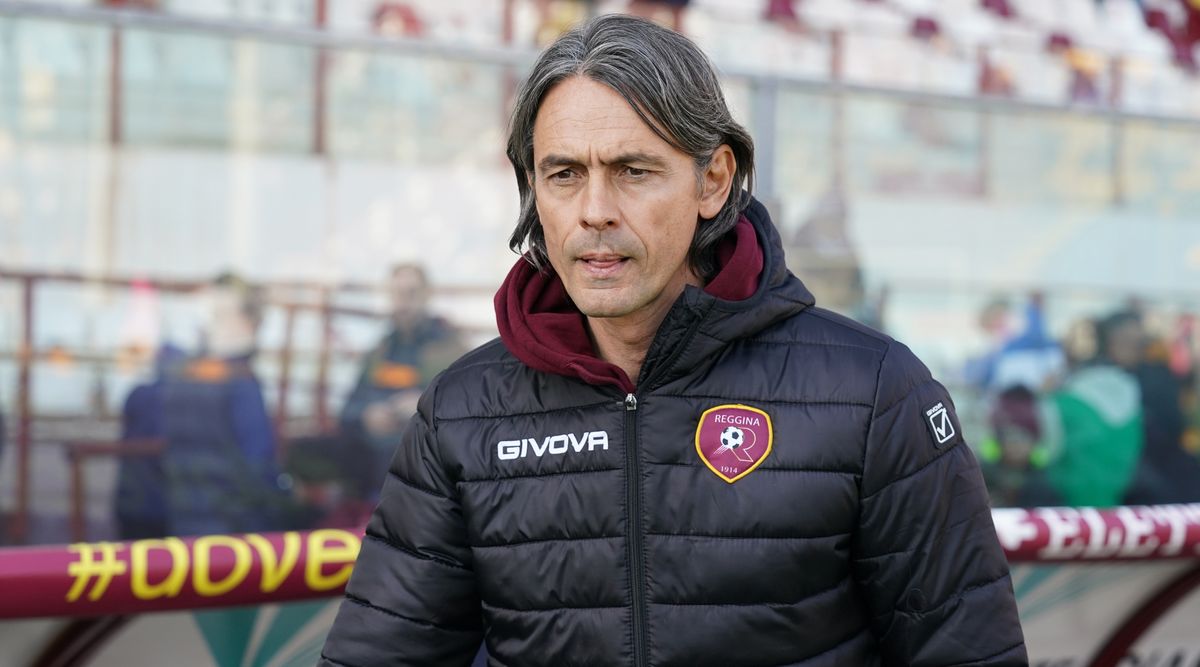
(497, 431), (610, 460)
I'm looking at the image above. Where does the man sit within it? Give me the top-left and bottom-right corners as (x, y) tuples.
(321, 15), (1025, 666)
(1041, 310), (1145, 508)
(163, 274), (286, 536)
(339, 263), (464, 492)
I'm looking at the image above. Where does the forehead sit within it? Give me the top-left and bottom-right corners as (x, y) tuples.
(532, 76), (680, 161)
(390, 268), (426, 289)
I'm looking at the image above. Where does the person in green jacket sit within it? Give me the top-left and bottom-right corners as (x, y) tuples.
(1042, 311), (1145, 507)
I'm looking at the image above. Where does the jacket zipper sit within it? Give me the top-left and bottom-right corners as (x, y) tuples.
(624, 392), (648, 667)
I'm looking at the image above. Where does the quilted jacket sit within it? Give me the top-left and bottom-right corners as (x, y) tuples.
(320, 197), (1027, 666)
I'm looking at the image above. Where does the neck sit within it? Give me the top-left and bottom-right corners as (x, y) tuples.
(586, 276), (700, 384)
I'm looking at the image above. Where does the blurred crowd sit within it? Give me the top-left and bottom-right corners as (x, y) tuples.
(967, 294), (1200, 507)
(107, 264), (465, 541)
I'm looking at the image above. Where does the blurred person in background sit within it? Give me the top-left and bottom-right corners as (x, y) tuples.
(321, 14), (1024, 666)
(1123, 310), (1200, 503)
(1170, 314), (1200, 456)
(113, 343), (184, 540)
(965, 296), (1014, 390)
(764, 0), (806, 33)
(338, 263), (464, 494)
(978, 386), (1062, 508)
(161, 273), (288, 536)
(988, 293), (1067, 394)
(627, 0), (689, 32)
(1041, 310), (1145, 507)
(534, 0), (597, 46)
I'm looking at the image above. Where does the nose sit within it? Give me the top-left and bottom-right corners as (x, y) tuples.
(579, 176), (617, 231)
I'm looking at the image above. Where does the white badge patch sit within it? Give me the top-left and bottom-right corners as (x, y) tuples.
(925, 401), (956, 445)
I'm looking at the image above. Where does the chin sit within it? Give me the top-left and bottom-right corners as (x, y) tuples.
(573, 295), (643, 319)
(576, 303), (634, 319)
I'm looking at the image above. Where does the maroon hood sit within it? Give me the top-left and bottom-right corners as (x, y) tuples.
(494, 216), (764, 392)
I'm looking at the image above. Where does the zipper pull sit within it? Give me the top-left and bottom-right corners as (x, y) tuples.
(625, 393), (638, 411)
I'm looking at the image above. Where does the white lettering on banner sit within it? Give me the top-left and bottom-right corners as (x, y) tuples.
(713, 414), (762, 427)
(1038, 508), (1087, 560)
(1145, 505), (1189, 556)
(991, 508), (1039, 552)
(1018, 504), (1200, 561)
(1117, 507), (1160, 558)
(496, 431), (610, 461)
(1080, 508), (1121, 559)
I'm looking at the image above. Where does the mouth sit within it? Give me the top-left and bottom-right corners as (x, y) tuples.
(577, 253), (630, 278)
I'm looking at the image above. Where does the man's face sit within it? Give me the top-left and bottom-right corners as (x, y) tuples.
(1106, 319), (1144, 369)
(531, 76), (725, 322)
(389, 267), (429, 328)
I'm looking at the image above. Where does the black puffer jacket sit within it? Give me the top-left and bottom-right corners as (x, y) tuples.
(320, 198), (1027, 666)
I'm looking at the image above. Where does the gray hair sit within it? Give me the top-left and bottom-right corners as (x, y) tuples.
(505, 14), (755, 281)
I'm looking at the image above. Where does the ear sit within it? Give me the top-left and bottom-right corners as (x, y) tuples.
(698, 144), (735, 219)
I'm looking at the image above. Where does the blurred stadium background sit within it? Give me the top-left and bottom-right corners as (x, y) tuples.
(2, 0), (1200, 542)
(1, 0), (1200, 664)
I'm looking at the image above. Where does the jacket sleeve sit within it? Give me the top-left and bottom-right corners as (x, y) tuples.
(320, 379), (483, 666)
(852, 341), (1027, 666)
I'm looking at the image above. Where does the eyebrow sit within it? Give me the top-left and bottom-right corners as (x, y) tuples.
(536, 151), (670, 173)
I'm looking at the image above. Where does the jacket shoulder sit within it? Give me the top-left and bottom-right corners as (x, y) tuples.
(420, 338), (587, 422)
(425, 338), (522, 395)
(758, 307), (935, 406)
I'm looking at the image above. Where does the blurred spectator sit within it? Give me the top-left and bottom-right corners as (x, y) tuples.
(982, 0), (1017, 20)
(371, 2), (425, 38)
(534, 0), (594, 46)
(339, 264), (464, 493)
(1066, 50), (1103, 105)
(1172, 314), (1200, 455)
(965, 297), (1013, 390)
(764, 0), (806, 34)
(1062, 317), (1099, 369)
(113, 343), (184, 540)
(978, 51), (1017, 97)
(1041, 311), (1145, 507)
(627, 0), (689, 32)
(1123, 313), (1200, 503)
(979, 386), (1061, 507)
(162, 274), (288, 536)
(1168, 313), (1196, 377)
(989, 294), (1067, 393)
(1186, 0), (1200, 46)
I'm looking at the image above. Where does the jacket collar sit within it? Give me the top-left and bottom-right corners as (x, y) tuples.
(493, 195), (814, 393)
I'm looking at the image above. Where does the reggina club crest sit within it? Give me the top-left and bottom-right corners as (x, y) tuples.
(695, 404), (773, 483)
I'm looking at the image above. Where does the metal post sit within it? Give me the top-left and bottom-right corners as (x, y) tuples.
(274, 302), (297, 440)
(314, 288), (333, 433)
(977, 46), (991, 199)
(312, 0), (328, 156)
(69, 449), (85, 542)
(13, 276), (34, 544)
(108, 25), (122, 145)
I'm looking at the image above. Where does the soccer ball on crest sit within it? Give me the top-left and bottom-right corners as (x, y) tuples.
(720, 426), (744, 450)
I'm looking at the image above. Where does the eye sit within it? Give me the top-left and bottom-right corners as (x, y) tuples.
(550, 168), (577, 182)
(624, 166), (649, 179)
